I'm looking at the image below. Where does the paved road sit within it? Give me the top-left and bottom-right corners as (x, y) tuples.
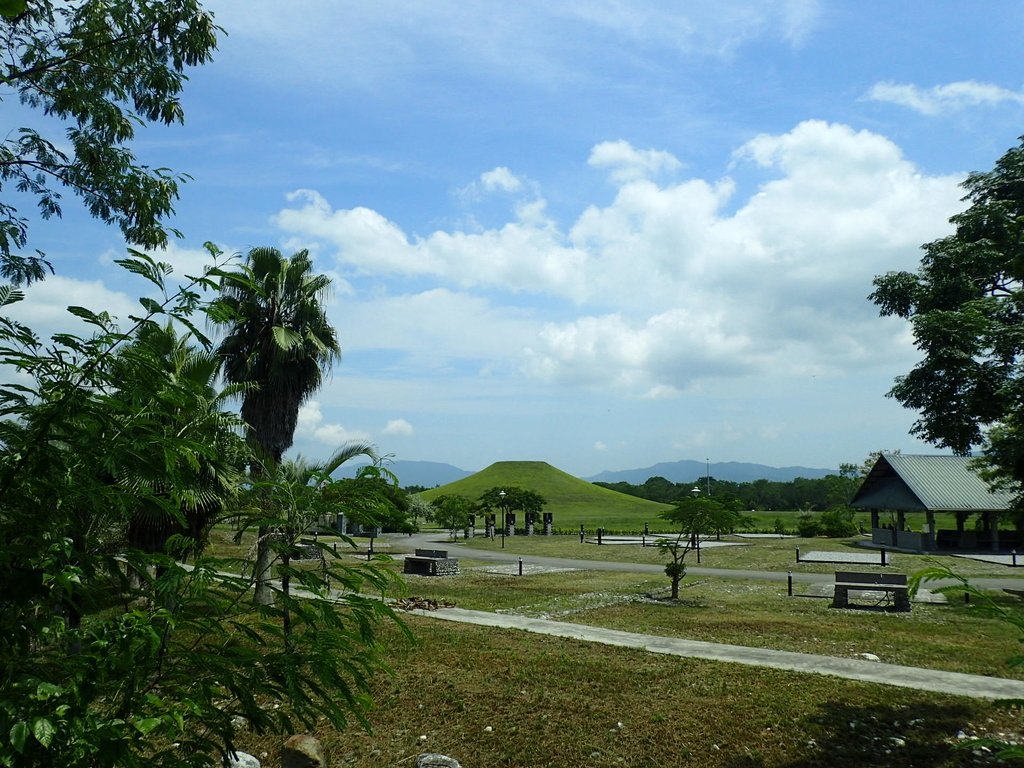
(384, 532), (1024, 590)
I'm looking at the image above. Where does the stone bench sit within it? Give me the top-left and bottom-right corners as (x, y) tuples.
(832, 571), (910, 612)
(403, 548), (460, 577)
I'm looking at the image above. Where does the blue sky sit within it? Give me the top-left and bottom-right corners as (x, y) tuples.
(9, 2), (1024, 477)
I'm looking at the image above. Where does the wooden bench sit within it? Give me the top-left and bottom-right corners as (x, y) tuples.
(832, 571), (910, 612)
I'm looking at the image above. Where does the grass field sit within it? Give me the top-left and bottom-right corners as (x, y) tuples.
(205, 525), (1024, 766)
(232, 617), (1024, 767)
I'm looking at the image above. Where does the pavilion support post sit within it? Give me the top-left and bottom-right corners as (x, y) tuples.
(990, 511), (1001, 551)
(925, 510), (936, 551)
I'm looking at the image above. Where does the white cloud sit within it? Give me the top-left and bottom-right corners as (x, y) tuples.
(480, 167), (524, 194)
(588, 140), (683, 183)
(275, 189), (590, 301)
(5, 275), (137, 340)
(383, 418), (414, 436)
(593, 441), (607, 451)
(865, 80), (1024, 116)
(274, 122), (964, 399)
(296, 401), (371, 446)
(210, 2), (823, 92)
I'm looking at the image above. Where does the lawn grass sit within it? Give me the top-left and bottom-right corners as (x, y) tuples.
(391, 566), (1024, 679)
(233, 617), (1024, 768)
(205, 523), (1024, 765)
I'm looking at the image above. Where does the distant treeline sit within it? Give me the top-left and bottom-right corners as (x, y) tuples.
(593, 473), (860, 512)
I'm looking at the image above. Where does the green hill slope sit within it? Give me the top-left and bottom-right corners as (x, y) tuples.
(419, 460), (672, 531)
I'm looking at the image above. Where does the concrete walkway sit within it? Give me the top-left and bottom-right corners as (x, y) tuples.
(404, 603), (1024, 701)
(381, 532), (1024, 699)
(386, 532), (1024, 591)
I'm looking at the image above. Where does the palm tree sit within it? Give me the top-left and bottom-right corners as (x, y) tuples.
(271, 442), (378, 638)
(115, 323), (248, 562)
(214, 247), (341, 604)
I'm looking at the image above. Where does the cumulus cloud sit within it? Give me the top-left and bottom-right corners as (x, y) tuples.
(865, 80), (1024, 116)
(296, 402), (371, 446)
(274, 123), (964, 398)
(5, 275), (138, 340)
(275, 189), (589, 301)
(383, 418), (414, 436)
(588, 140), (683, 183)
(481, 167), (524, 194)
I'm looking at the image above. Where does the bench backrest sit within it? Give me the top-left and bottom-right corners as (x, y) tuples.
(835, 571), (907, 586)
(414, 548), (449, 559)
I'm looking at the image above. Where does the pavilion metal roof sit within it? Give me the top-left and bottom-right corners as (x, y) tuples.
(850, 454), (1015, 512)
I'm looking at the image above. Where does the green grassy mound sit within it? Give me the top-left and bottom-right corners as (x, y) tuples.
(419, 460), (672, 530)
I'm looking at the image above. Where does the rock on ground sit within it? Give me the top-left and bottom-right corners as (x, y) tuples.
(282, 734), (326, 768)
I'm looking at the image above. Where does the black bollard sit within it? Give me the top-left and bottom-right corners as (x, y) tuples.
(787, 570), (793, 597)
(518, 557), (523, 576)
(880, 547), (887, 566)
(795, 547), (800, 563)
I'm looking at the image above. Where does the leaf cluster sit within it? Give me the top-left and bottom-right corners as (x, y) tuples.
(0, 0), (220, 283)
(870, 136), (1024, 502)
(0, 256), (404, 767)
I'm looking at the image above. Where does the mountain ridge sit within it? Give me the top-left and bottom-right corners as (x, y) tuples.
(334, 458), (836, 487)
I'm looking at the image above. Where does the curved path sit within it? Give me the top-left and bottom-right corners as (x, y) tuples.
(380, 532), (1024, 699)
(402, 603), (1024, 701)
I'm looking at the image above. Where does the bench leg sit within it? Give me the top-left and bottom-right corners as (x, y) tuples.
(832, 585), (848, 608)
(895, 590), (911, 612)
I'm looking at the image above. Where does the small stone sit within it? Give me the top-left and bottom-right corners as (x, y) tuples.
(416, 755), (462, 768)
(419, 735), (428, 742)
(711, 744), (720, 751)
(282, 734), (325, 768)
(891, 737), (906, 747)
(484, 726), (493, 733)
(223, 752), (260, 768)
(859, 653), (881, 662)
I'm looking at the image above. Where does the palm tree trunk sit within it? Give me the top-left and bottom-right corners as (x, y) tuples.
(253, 525), (275, 606)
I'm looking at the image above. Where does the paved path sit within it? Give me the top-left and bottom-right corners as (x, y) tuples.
(385, 533), (1024, 590)
(379, 532), (1024, 699)
(402, 603), (1024, 700)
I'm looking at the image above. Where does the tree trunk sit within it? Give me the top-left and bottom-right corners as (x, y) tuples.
(671, 575), (680, 600)
(253, 525), (275, 606)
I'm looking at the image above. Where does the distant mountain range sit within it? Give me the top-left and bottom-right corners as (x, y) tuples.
(334, 460), (472, 487)
(586, 460), (837, 485)
(335, 458), (836, 488)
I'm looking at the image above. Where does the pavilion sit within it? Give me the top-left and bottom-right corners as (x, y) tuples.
(850, 454), (1017, 552)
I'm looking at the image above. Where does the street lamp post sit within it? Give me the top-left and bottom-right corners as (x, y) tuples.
(499, 490), (507, 549)
(691, 485), (702, 563)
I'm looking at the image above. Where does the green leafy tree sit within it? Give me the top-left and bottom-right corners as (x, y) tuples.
(214, 246), (342, 604)
(249, 443), (385, 639)
(115, 322), (248, 560)
(658, 497), (717, 599)
(0, 255), (402, 767)
(478, 486), (546, 520)
(0, 0), (219, 284)
(871, 138), (1024, 500)
(429, 494), (475, 540)
(324, 463), (413, 534)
